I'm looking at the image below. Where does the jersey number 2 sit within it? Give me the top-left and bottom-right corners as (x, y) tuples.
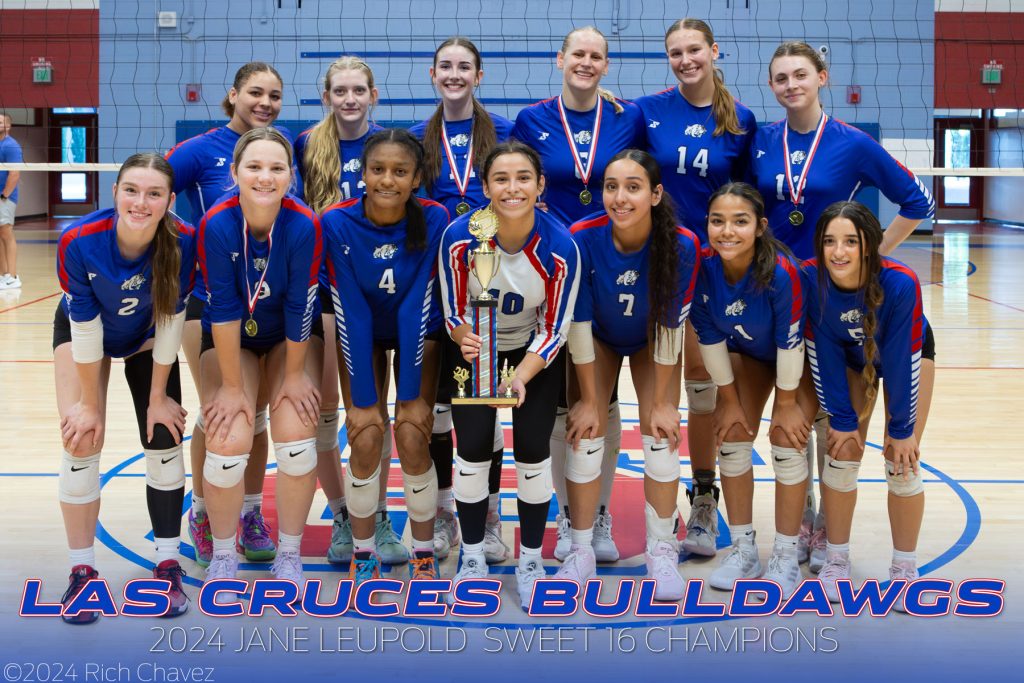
(118, 297), (139, 316)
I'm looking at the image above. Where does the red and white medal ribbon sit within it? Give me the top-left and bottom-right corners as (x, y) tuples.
(782, 111), (828, 210)
(441, 119), (474, 202)
(556, 95), (603, 187)
(242, 218), (274, 322)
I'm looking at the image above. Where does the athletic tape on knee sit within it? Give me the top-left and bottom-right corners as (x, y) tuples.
(275, 438), (318, 477)
(492, 411), (504, 452)
(718, 441), (754, 478)
(566, 437), (604, 484)
(59, 451), (101, 504)
(516, 459), (553, 505)
(253, 409), (268, 435)
(403, 463), (438, 523)
(433, 404), (453, 434)
(144, 446), (186, 491)
(822, 455), (860, 493)
(685, 380), (717, 415)
(885, 461), (924, 497)
(203, 451), (249, 488)
(642, 434), (681, 483)
(453, 455), (490, 504)
(770, 444), (808, 486)
(317, 411), (340, 452)
(344, 463), (381, 518)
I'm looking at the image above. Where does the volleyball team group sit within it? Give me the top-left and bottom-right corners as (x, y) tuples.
(51, 19), (937, 622)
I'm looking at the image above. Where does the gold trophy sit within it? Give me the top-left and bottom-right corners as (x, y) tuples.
(452, 205), (518, 405)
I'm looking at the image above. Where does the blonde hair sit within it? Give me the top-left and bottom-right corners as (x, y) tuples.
(302, 57), (377, 213)
(561, 26), (624, 114)
(665, 18), (746, 137)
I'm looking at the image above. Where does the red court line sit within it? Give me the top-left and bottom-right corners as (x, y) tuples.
(936, 283), (1024, 314)
(0, 291), (61, 314)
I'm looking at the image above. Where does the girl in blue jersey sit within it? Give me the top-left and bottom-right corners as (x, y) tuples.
(439, 141), (580, 611)
(690, 183), (817, 598)
(295, 57), (406, 570)
(635, 18), (759, 558)
(322, 129), (450, 584)
(166, 62), (289, 568)
(560, 150), (700, 599)
(514, 25), (644, 563)
(751, 42), (935, 571)
(54, 153), (195, 622)
(803, 201), (934, 607)
(410, 37), (514, 565)
(198, 127), (322, 591)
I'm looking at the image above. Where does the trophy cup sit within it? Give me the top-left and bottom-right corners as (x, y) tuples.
(452, 206), (518, 405)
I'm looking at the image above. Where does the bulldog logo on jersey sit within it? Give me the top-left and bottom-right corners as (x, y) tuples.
(121, 274), (146, 291)
(685, 124), (706, 138)
(373, 244), (398, 260)
(790, 150), (807, 165)
(342, 158), (361, 173)
(616, 270), (639, 286)
(450, 133), (469, 147)
(725, 299), (746, 316)
(574, 130), (593, 145)
(840, 308), (863, 324)
(253, 258), (267, 272)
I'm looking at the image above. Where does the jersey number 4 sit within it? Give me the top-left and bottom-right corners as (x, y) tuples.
(677, 146), (709, 177)
(379, 268), (397, 294)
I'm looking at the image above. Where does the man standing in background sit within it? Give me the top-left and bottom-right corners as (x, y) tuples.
(0, 112), (23, 290)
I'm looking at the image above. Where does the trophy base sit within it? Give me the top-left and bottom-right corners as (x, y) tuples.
(451, 395), (519, 406)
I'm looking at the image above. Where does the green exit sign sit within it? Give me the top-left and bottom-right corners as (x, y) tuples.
(982, 63), (1002, 85)
(32, 64), (52, 84)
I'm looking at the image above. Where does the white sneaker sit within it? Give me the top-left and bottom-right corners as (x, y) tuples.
(554, 513), (572, 562)
(763, 546), (802, 598)
(818, 551), (852, 603)
(271, 551), (304, 585)
(515, 559), (547, 612)
(681, 489), (719, 557)
(889, 560), (919, 613)
(808, 526), (827, 574)
(447, 555), (488, 604)
(205, 551), (240, 604)
(433, 510), (460, 560)
(592, 508), (620, 562)
(645, 539), (685, 601)
(483, 515), (510, 563)
(0, 274), (20, 290)
(554, 545), (596, 583)
(709, 535), (762, 590)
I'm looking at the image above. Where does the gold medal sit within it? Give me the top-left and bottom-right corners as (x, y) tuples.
(244, 318), (258, 337)
(788, 210), (804, 226)
(579, 189), (592, 206)
(456, 201), (471, 216)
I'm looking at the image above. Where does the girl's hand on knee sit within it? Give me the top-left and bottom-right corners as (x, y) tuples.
(204, 385), (252, 443)
(62, 401), (103, 452)
(147, 394), (188, 444)
(712, 397), (752, 450)
(273, 371), (321, 427)
(770, 400), (810, 449)
(649, 401), (680, 452)
(567, 400), (600, 449)
(884, 434), (920, 480)
(827, 427), (864, 461)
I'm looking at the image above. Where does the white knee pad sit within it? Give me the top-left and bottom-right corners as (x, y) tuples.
(275, 438), (318, 477)
(254, 409), (268, 435)
(770, 445), (808, 486)
(316, 411), (340, 452)
(144, 446), (186, 491)
(642, 434), (680, 483)
(194, 411), (205, 434)
(203, 451), (249, 488)
(492, 411), (504, 452)
(59, 451), (101, 504)
(885, 461), (924, 497)
(433, 404), (453, 434)
(516, 460), (553, 505)
(403, 463), (438, 523)
(454, 455), (490, 504)
(822, 455), (860, 493)
(345, 463), (381, 518)
(718, 442), (753, 478)
(685, 380), (716, 415)
(566, 438), (604, 484)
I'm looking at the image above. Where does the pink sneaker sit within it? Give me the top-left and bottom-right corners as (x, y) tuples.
(188, 509), (213, 568)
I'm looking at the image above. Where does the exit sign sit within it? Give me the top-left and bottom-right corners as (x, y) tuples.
(981, 60), (1003, 85)
(32, 58), (52, 84)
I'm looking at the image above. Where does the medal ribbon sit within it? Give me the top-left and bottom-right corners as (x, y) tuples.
(242, 218), (274, 323)
(441, 119), (474, 201)
(556, 95), (603, 187)
(782, 111), (828, 211)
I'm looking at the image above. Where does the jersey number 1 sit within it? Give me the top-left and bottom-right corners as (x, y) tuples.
(677, 146), (709, 177)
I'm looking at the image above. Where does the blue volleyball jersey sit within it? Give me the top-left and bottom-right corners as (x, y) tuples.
(57, 208), (197, 358)
(294, 122), (384, 203)
(690, 249), (804, 364)
(322, 197), (450, 408)
(439, 208), (580, 363)
(410, 113), (514, 218)
(198, 190), (321, 348)
(802, 257), (927, 439)
(513, 96), (645, 227)
(571, 212), (701, 356)
(634, 88), (757, 245)
(750, 117), (935, 260)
